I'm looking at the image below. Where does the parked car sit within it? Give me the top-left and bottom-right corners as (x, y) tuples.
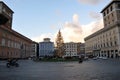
(84, 57), (89, 60)
(102, 57), (108, 60)
(93, 57), (98, 60)
(99, 56), (103, 59)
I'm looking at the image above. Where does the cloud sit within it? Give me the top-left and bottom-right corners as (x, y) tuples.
(61, 23), (83, 42)
(32, 14), (104, 43)
(88, 11), (104, 32)
(89, 11), (102, 20)
(82, 19), (103, 37)
(78, 0), (103, 5)
(91, 19), (104, 33)
(50, 25), (57, 30)
(73, 14), (79, 24)
(31, 33), (54, 42)
(61, 14), (103, 42)
(60, 14), (83, 42)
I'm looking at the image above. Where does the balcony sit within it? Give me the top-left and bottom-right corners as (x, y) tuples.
(0, 13), (8, 25)
(0, 2), (13, 25)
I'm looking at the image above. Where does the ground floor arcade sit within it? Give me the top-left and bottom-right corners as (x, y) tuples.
(93, 49), (120, 58)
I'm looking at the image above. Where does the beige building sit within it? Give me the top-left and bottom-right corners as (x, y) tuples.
(85, 0), (120, 58)
(64, 42), (78, 57)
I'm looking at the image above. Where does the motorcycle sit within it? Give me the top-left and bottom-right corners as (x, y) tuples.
(6, 59), (19, 68)
(78, 58), (83, 63)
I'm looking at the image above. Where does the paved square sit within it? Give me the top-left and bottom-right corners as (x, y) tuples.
(0, 59), (120, 80)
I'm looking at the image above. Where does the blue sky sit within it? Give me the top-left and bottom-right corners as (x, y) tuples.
(2, 0), (111, 42)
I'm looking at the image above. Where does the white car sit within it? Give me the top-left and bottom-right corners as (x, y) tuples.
(93, 57), (98, 60)
(99, 57), (103, 59)
(102, 57), (108, 60)
(85, 57), (88, 59)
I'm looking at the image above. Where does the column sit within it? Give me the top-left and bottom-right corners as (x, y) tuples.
(113, 50), (116, 58)
(110, 51), (112, 58)
(100, 51), (102, 57)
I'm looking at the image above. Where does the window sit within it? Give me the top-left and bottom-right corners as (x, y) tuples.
(115, 41), (117, 46)
(104, 43), (105, 47)
(110, 6), (113, 11)
(109, 32), (111, 36)
(3, 33), (6, 37)
(1, 52), (3, 57)
(108, 16), (109, 20)
(103, 35), (104, 38)
(111, 13), (114, 17)
(104, 12), (106, 16)
(8, 40), (10, 47)
(118, 4), (120, 9)
(106, 42), (109, 47)
(110, 42), (112, 46)
(101, 44), (102, 48)
(0, 4), (2, 11)
(104, 18), (106, 22)
(1, 38), (5, 46)
(8, 20), (11, 24)
(112, 20), (114, 23)
(11, 41), (13, 48)
(107, 9), (109, 14)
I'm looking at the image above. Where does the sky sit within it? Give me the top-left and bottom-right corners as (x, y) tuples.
(1, 0), (111, 43)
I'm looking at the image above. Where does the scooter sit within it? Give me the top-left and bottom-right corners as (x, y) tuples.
(6, 59), (19, 68)
(79, 58), (83, 63)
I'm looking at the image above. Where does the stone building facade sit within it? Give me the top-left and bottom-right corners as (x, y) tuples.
(0, 1), (33, 59)
(64, 42), (78, 57)
(31, 41), (39, 58)
(64, 42), (85, 57)
(77, 43), (85, 56)
(85, 0), (120, 58)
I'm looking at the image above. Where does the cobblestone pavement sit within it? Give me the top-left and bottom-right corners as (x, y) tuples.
(0, 58), (120, 80)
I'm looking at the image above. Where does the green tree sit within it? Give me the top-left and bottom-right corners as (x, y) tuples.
(55, 30), (64, 57)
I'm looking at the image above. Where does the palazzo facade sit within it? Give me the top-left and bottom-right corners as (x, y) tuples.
(85, 0), (120, 58)
(0, 2), (33, 59)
